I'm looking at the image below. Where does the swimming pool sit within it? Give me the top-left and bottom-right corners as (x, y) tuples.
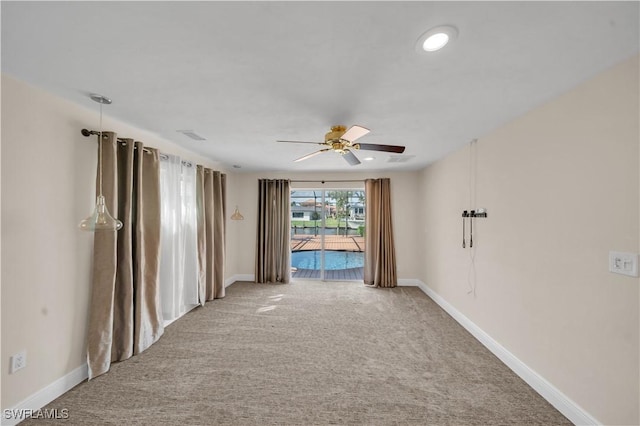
(291, 250), (364, 270)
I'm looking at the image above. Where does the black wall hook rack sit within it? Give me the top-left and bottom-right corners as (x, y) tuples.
(462, 210), (487, 218)
(461, 209), (487, 248)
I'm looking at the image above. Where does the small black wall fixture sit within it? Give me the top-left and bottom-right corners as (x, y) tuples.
(461, 209), (487, 248)
(462, 211), (467, 248)
(461, 210), (488, 218)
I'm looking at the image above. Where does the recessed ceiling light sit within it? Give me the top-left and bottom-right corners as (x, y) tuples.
(416, 25), (458, 53)
(363, 157), (375, 161)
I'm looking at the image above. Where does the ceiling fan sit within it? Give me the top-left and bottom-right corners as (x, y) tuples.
(277, 125), (406, 166)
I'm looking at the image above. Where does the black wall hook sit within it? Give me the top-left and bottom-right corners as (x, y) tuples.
(461, 209), (487, 248)
(462, 210), (468, 247)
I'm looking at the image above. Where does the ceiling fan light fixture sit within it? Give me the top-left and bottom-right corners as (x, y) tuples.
(416, 25), (458, 53)
(325, 125), (347, 143)
(280, 125), (405, 167)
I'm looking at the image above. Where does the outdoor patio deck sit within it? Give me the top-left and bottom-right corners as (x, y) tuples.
(292, 267), (364, 280)
(291, 234), (364, 252)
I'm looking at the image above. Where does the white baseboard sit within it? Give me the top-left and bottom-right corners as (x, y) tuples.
(398, 278), (423, 287)
(163, 303), (200, 328)
(398, 279), (599, 426)
(2, 364), (88, 426)
(225, 274), (254, 287)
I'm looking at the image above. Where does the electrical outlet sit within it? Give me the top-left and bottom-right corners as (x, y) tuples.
(609, 251), (639, 277)
(10, 350), (27, 374)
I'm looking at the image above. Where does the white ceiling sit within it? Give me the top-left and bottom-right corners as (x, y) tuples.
(2, 1), (638, 172)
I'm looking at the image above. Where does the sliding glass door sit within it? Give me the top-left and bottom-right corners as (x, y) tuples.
(290, 189), (365, 281)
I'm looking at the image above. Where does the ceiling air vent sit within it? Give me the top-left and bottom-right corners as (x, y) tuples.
(177, 130), (206, 141)
(387, 155), (415, 163)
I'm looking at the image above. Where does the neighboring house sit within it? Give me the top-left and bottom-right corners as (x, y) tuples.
(349, 203), (365, 220)
(291, 200), (332, 221)
(291, 204), (320, 221)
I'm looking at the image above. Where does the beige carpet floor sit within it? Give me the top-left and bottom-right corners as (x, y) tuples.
(24, 280), (570, 425)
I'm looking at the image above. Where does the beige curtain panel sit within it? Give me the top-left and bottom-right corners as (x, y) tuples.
(364, 178), (398, 288)
(214, 172), (227, 297)
(196, 166), (227, 303)
(255, 179), (291, 283)
(87, 133), (164, 379)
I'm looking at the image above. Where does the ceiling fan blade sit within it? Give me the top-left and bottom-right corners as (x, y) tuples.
(342, 150), (361, 166)
(357, 143), (406, 153)
(341, 125), (370, 143)
(277, 140), (324, 145)
(294, 148), (331, 162)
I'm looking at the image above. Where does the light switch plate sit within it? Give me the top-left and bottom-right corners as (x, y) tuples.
(609, 251), (638, 277)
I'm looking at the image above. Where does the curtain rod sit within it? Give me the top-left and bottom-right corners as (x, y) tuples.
(82, 128), (152, 151)
(291, 180), (364, 183)
(159, 154), (194, 168)
(82, 128), (193, 168)
(82, 128), (130, 144)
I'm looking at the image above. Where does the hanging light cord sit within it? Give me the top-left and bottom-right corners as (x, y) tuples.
(98, 103), (103, 198)
(467, 139), (477, 297)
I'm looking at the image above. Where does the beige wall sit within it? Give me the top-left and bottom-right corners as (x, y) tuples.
(0, 75), (224, 409)
(418, 55), (639, 425)
(225, 171), (421, 280)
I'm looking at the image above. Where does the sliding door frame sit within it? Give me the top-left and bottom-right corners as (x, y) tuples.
(290, 187), (365, 282)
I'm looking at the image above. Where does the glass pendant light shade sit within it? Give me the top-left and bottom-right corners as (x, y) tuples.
(79, 93), (123, 232)
(79, 195), (123, 231)
(230, 206), (244, 220)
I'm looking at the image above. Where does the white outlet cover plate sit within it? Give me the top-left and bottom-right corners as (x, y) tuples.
(10, 350), (27, 373)
(609, 251), (639, 277)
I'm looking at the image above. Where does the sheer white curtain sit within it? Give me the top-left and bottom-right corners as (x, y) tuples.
(180, 161), (198, 309)
(159, 155), (199, 323)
